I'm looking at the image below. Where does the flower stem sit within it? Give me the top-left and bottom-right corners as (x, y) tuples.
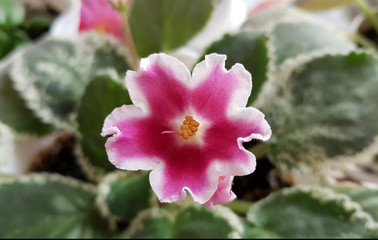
(224, 199), (254, 215)
(346, 31), (378, 51)
(354, 0), (378, 35)
(118, 1), (139, 70)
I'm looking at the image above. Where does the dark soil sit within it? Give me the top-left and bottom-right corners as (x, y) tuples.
(28, 133), (91, 183)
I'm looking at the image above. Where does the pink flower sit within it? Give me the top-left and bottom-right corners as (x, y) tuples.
(79, 0), (123, 41)
(101, 53), (271, 206)
(247, 0), (293, 17)
(203, 176), (236, 209)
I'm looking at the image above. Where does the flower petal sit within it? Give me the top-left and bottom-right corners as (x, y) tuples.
(102, 105), (160, 171)
(203, 176), (236, 210)
(233, 107), (272, 142)
(149, 160), (220, 204)
(126, 53), (192, 118)
(203, 107), (271, 177)
(79, 0), (123, 41)
(191, 54), (252, 118)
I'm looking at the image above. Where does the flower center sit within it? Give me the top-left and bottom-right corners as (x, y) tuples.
(177, 115), (200, 140)
(95, 23), (107, 35)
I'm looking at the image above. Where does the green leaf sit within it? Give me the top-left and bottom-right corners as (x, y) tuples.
(97, 171), (154, 221)
(122, 208), (174, 238)
(0, 65), (51, 135)
(0, 0), (25, 27)
(0, 30), (11, 59)
(269, 21), (355, 69)
(173, 205), (243, 238)
(8, 29), (30, 48)
(334, 184), (378, 222)
(246, 186), (378, 238)
(0, 174), (113, 238)
(78, 75), (131, 171)
(202, 31), (269, 105)
(242, 220), (281, 238)
(263, 51), (378, 167)
(9, 33), (131, 130)
(130, 0), (214, 57)
(123, 205), (243, 238)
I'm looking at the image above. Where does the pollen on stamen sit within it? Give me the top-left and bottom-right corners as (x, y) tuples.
(177, 115), (200, 140)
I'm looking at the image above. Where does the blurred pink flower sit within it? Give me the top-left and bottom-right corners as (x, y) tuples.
(247, 0), (293, 16)
(49, 0), (123, 41)
(101, 53), (271, 206)
(79, 0), (123, 41)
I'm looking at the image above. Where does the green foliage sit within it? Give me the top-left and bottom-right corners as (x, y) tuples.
(9, 33), (130, 130)
(334, 184), (378, 222)
(78, 75), (132, 171)
(122, 208), (174, 238)
(173, 205), (242, 238)
(262, 51), (378, 167)
(0, 0), (24, 28)
(129, 0), (214, 57)
(202, 31), (269, 105)
(0, 64), (51, 135)
(246, 186), (378, 238)
(97, 171), (153, 221)
(0, 174), (113, 238)
(0, 0), (33, 60)
(268, 21), (355, 68)
(123, 205), (243, 238)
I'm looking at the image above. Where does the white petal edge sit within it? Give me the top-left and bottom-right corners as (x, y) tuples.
(150, 161), (221, 204)
(125, 53), (192, 113)
(233, 107), (272, 142)
(102, 104), (160, 171)
(191, 54), (252, 115)
(213, 107), (272, 177)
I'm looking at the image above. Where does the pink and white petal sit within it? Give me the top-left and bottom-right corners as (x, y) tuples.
(125, 53), (192, 116)
(191, 54), (227, 88)
(150, 160), (220, 204)
(102, 105), (159, 171)
(203, 176), (236, 210)
(232, 107), (272, 142)
(191, 54), (252, 118)
(212, 107), (271, 176)
(226, 63), (253, 114)
(213, 150), (256, 177)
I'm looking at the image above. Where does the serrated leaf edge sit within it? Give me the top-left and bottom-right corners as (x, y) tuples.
(73, 142), (106, 183)
(0, 121), (16, 171)
(0, 172), (96, 193)
(95, 170), (158, 220)
(123, 207), (174, 238)
(248, 185), (378, 233)
(9, 33), (131, 132)
(212, 205), (244, 238)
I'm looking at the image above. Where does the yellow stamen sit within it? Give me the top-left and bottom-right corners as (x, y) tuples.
(181, 125), (189, 130)
(183, 132), (189, 139)
(177, 115), (200, 140)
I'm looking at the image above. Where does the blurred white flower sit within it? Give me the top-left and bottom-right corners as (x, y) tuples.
(171, 0), (247, 68)
(50, 0), (248, 68)
(49, 0), (81, 38)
